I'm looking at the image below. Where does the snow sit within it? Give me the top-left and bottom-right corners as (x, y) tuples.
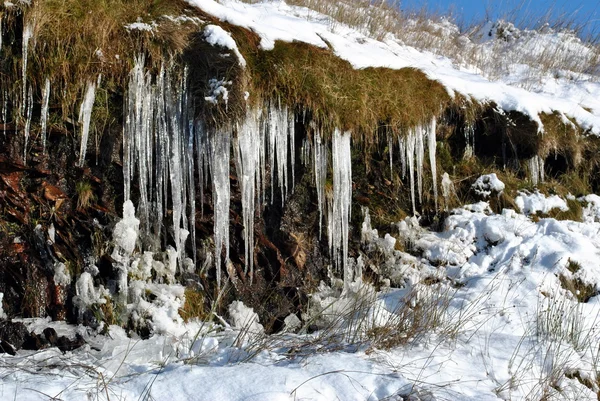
(515, 191), (569, 215)
(53, 262), (71, 286)
(472, 173), (505, 197)
(4, 194), (600, 399)
(204, 24), (247, 67)
(188, 0), (600, 135)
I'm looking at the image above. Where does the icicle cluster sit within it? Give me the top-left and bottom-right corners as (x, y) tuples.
(234, 110), (261, 282)
(528, 155), (545, 186)
(210, 127), (231, 286)
(463, 122), (475, 159)
(398, 119), (437, 214)
(268, 102), (295, 203)
(123, 57), (194, 271)
(329, 129), (352, 289)
(124, 58), (298, 285)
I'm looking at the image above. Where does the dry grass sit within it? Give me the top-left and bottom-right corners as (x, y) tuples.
(245, 40), (451, 141)
(179, 287), (208, 322)
(2, 0), (201, 126)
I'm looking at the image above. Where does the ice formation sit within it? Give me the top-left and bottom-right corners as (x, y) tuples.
(463, 122), (475, 159)
(122, 59), (302, 283)
(0, 293), (5, 320)
(23, 87), (32, 164)
(329, 129), (352, 289)
(53, 262), (71, 286)
(123, 57), (195, 267)
(234, 110), (261, 281)
(313, 130), (328, 239)
(111, 200), (140, 304)
(78, 78), (99, 167)
(21, 20), (33, 113)
(229, 300), (264, 344)
(268, 102), (295, 203)
(210, 127), (231, 287)
(396, 120), (438, 213)
(427, 119), (438, 210)
(40, 78), (50, 155)
(528, 155), (545, 186)
(441, 172), (454, 210)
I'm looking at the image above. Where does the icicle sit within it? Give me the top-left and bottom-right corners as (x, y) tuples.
(0, 17), (3, 53)
(314, 130), (328, 240)
(289, 108), (295, 193)
(399, 135), (406, 179)
(415, 126), (425, 204)
(388, 131), (394, 178)
(301, 136), (311, 166)
(330, 129), (352, 290)
(78, 79), (98, 167)
(2, 88), (7, 137)
(210, 127), (231, 288)
(21, 21), (33, 113)
(267, 101), (294, 204)
(123, 56), (196, 269)
(463, 122), (475, 159)
(41, 78), (50, 155)
(528, 155), (545, 186)
(23, 87), (32, 164)
(234, 110), (260, 282)
(402, 131), (417, 215)
(196, 120), (210, 217)
(427, 118), (438, 211)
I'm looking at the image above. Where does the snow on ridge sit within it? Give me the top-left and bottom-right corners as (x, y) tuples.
(188, 0), (600, 134)
(204, 24), (247, 67)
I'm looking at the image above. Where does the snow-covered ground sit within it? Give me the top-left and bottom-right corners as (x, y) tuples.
(2, 185), (600, 400)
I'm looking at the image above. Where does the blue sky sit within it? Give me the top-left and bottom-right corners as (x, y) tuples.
(398, 0), (600, 37)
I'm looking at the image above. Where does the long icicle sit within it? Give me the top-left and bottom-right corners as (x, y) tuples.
(78, 78), (99, 167)
(41, 78), (50, 155)
(314, 129), (327, 240)
(235, 110), (260, 282)
(330, 129), (352, 290)
(210, 126), (231, 288)
(428, 118), (438, 211)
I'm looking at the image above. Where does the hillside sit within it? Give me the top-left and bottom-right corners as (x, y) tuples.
(0, 0), (599, 400)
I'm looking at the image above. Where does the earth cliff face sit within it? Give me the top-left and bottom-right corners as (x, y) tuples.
(0, 1), (597, 339)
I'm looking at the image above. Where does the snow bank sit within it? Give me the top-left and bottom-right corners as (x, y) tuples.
(472, 173), (505, 197)
(515, 191), (569, 214)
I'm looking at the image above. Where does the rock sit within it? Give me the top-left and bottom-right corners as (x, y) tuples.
(0, 340), (16, 355)
(43, 327), (58, 345)
(0, 321), (29, 350)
